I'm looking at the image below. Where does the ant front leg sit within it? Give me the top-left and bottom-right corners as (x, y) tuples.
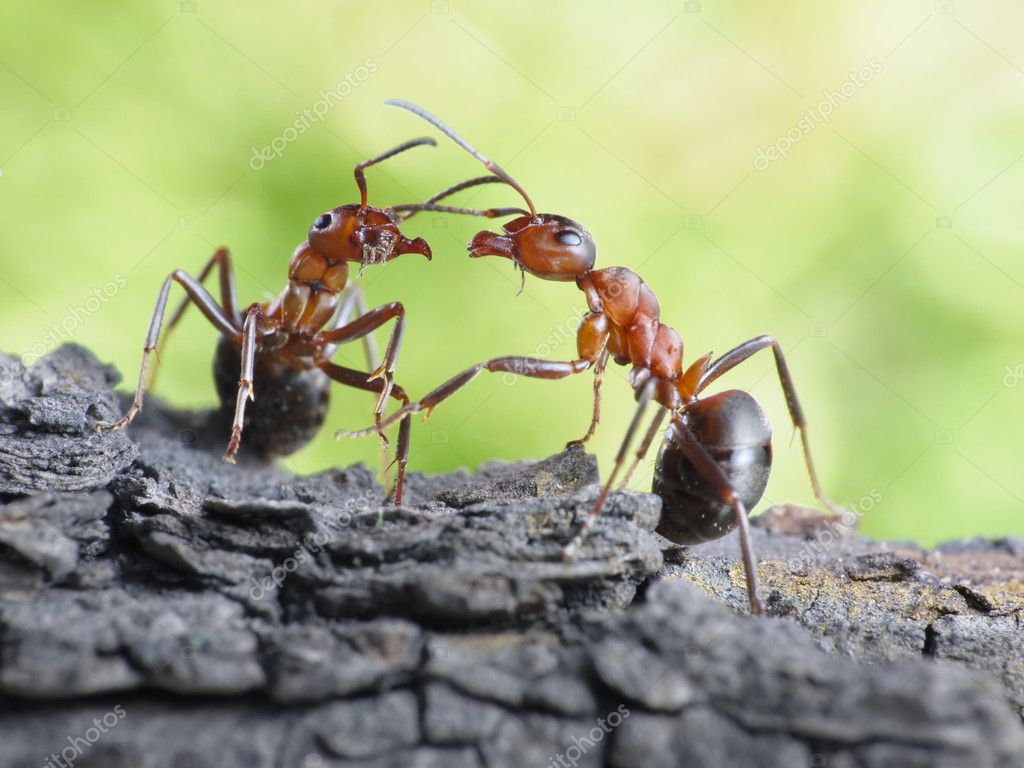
(99, 269), (239, 433)
(334, 286), (380, 374)
(222, 304), (262, 464)
(562, 379), (658, 558)
(697, 335), (846, 517)
(340, 354), (599, 438)
(321, 302), (405, 441)
(564, 312), (612, 447)
(568, 349), (609, 448)
(338, 305), (608, 439)
(319, 361), (413, 505)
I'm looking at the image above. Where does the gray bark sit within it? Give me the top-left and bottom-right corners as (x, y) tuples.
(0, 345), (1021, 768)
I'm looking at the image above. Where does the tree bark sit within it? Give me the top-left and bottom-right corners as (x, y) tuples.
(0, 345), (1021, 768)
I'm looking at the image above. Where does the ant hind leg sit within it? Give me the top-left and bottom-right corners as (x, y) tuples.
(562, 379), (657, 558)
(697, 335), (846, 518)
(99, 269), (239, 433)
(672, 417), (765, 615)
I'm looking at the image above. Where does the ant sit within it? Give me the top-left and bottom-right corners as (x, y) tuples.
(343, 100), (847, 613)
(99, 135), (519, 504)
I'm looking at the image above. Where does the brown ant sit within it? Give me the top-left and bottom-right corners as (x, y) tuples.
(99, 135), (520, 503)
(344, 100), (846, 613)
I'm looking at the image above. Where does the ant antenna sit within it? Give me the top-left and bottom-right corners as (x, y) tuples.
(354, 136), (437, 209)
(385, 99), (538, 218)
(391, 176), (528, 222)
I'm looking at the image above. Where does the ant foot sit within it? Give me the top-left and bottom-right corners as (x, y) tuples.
(561, 537), (582, 560)
(367, 367), (394, 414)
(95, 410), (137, 434)
(222, 430), (241, 464)
(821, 497), (853, 520)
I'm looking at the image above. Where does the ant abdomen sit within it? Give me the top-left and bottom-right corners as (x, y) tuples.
(654, 390), (772, 544)
(213, 337), (330, 457)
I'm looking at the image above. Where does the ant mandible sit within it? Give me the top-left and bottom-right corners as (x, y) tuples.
(345, 100), (847, 613)
(100, 135), (519, 504)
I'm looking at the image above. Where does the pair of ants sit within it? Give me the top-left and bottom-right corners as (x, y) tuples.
(102, 99), (845, 615)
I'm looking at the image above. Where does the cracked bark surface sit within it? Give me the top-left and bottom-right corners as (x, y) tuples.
(0, 346), (1022, 768)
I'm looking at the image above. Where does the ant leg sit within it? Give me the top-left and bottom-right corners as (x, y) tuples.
(333, 286), (394, 470)
(341, 311), (608, 438)
(223, 304), (261, 463)
(99, 270), (238, 432)
(334, 286), (380, 371)
(339, 355), (597, 437)
(673, 418), (764, 615)
(697, 335), (845, 517)
(562, 379), (658, 558)
(321, 303), (406, 437)
(333, 285), (385, 446)
(164, 248), (241, 333)
(618, 406), (668, 490)
(319, 361), (412, 505)
(568, 350), (609, 447)
(151, 248), (240, 390)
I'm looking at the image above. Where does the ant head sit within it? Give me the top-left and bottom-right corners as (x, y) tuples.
(308, 204), (430, 266)
(306, 136), (435, 267)
(469, 213), (596, 282)
(384, 99), (598, 286)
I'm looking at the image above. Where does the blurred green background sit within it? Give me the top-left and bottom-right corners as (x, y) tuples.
(2, 1), (1022, 545)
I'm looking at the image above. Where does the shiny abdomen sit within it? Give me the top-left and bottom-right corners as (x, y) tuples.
(654, 389), (772, 544)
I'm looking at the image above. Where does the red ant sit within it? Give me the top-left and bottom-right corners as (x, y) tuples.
(344, 100), (846, 613)
(99, 135), (519, 504)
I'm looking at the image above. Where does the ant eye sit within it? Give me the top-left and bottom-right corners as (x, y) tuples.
(314, 213), (332, 230)
(555, 230), (582, 246)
